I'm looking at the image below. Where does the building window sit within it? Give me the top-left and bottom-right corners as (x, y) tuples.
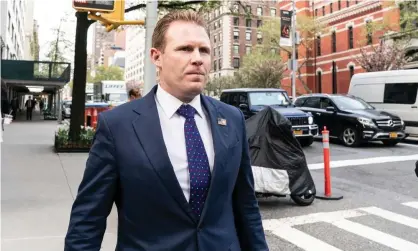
(315, 9), (318, 16)
(338, 0), (341, 10)
(246, 46), (251, 55)
(233, 58), (240, 68)
(246, 19), (252, 28)
(331, 31), (336, 53)
(246, 5), (251, 13)
(270, 8), (276, 16)
(233, 17), (239, 26)
(213, 60), (217, 71)
(322, 6), (325, 15)
(233, 31), (239, 41)
(366, 20), (373, 45)
(218, 58), (222, 70)
(330, 3), (333, 13)
(316, 36), (321, 56)
(246, 32), (251, 41)
(317, 71), (322, 93)
(257, 7), (262, 16)
(348, 26), (354, 49)
(214, 34), (217, 43)
(233, 45), (239, 55)
(257, 20), (262, 27)
(257, 32), (262, 44)
(349, 65), (355, 79)
(347, 0), (350, 7)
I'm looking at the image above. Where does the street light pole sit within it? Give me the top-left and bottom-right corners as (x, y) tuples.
(291, 0), (297, 99)
(143, 1), (158, 95)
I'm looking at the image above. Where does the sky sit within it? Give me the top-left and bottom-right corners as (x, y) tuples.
(33, 0), (93, 62)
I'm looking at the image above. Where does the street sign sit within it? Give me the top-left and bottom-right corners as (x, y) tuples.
(73, 0), (115, 13)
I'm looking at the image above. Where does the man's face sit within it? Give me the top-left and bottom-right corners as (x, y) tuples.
(151, 21), (211, 101)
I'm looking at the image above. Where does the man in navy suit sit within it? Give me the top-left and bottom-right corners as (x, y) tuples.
(64, 10), (268, 251)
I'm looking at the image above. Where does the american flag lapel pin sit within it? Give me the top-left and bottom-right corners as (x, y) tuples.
(217, 118), (227, 126)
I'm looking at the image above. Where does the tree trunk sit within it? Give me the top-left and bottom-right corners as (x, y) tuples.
(69, 12), (94, 142)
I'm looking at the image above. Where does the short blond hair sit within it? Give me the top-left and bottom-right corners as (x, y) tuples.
(152, 10), (208, 51)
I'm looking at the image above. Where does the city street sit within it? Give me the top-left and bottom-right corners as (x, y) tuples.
(263, 140), (418, 251)
(1, 119), (418, 251)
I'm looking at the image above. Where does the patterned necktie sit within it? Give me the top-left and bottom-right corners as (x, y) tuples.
(177, 104), (211, 218)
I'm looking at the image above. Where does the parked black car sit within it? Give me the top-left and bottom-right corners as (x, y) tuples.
(220, 88), (318, 147)
(294, 94), (406, 147)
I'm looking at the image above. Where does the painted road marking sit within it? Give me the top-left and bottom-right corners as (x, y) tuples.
(271, 225), (343, 251)
(308, 154), (418, 170)
(328, 218), (418, 251)
(402, 201), (418, 210)
(359, 206), (418, 229)
(263, 202), (418, 251)
(263, 209), (366, 228)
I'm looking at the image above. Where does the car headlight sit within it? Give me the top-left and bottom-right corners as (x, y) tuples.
(358, 117), (376, 127)
(401, 120), (405, 126)
(308, 116), (314, 125)
(65, 108), (71, 113)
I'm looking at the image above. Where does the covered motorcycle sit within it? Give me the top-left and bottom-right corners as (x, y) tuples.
(246, 106), (316, 206)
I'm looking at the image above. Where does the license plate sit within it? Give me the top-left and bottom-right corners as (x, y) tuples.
(294, 130), (303, 136)
(389, 132), (397, 138)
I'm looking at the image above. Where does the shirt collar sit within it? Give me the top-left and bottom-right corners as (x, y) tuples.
(155, 84), (204, 119)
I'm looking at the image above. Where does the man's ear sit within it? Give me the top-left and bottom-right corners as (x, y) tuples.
(150, 48), (162, 68)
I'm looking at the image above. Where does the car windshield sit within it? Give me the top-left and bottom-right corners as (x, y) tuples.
(249, 92), (291, 106)
(332, 96), (374, 110)
(63, 102), (71, 108)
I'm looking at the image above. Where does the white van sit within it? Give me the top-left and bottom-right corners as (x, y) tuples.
(348, 69), (418, 137)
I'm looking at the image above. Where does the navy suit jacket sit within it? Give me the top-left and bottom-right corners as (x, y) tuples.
(64, 85), (269, 251)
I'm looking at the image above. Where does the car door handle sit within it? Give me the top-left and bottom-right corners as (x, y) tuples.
(412, 106), (417, 108)
(316, 113), (321, 116)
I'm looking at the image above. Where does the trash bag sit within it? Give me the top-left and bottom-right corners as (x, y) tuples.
(246, 106), (316, 197)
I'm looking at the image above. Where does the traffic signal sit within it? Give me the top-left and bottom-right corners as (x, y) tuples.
(75, 0), (144, 32)
(100, 0), (124, 22)
(100, 0), (125, 31)
(73, 0), (115, 13)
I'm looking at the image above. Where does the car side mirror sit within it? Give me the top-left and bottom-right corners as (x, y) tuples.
(239, 103), (248, 110)
(326, 106), (335, 112)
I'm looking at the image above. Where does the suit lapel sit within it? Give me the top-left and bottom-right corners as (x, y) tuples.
(198, 96), (229, 224)
(131, 86), (196, 222)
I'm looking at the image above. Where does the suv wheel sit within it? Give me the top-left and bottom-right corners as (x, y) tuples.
(341, 126), (360, 147)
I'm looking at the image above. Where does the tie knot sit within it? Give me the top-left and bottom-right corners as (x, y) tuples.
(177, 104), (196, 119)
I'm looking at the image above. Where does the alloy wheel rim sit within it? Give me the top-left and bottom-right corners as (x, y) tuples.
(343, 128), (356, 145)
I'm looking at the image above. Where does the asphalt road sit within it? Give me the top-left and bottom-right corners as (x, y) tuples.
(261, 140), (418, 251)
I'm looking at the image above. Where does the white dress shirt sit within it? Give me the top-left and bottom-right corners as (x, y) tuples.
(155, 85), (215, 202)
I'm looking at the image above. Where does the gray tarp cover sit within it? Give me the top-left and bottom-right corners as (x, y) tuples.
(245, 106), (316, 196)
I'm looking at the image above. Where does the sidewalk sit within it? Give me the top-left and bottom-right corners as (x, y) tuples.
(1, 114), (117, 250)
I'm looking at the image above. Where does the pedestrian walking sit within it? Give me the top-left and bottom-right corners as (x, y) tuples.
(64, 10), (268, 251)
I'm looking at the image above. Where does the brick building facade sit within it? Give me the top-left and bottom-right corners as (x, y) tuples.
(205, 1), (409, 96)
(279, 0), (401, 95)
(204, 1), (279, 78)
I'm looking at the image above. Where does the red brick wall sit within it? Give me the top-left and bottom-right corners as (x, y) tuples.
(278, 0), (401, 95)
